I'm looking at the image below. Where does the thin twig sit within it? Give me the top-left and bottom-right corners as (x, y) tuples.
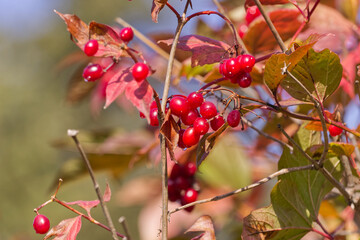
(169, 164), (315, 214)
(119, 216), (131, 240)
(68, 130), (119, 240)
(340, 156), (355, 189)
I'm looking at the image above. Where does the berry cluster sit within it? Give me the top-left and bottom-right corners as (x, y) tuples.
(33, 214), (50, 234)
(238, 6), (261, 38)
(219, 54), (255, 87)
(168, 162), (198, 212)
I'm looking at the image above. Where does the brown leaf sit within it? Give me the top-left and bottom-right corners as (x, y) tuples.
(160, 110), (180, 161)
(185, 215), (216, 240)
(55, 10), (88, 46)
(151, 0), (168, 23)
(44, 216), (82, 240)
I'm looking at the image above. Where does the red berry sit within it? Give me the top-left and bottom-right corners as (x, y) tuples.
(139, 112), (145, 119)
(200, 101), (217, 119)
(238, 23), (248, 38)
(84, 39), (99, 56)
(120, 27), (134, 42)
(210, 115), (225, 131)
(168, 179), (180, 202)
(181, 188), (198, 212)
(33, 214), (50, 234)
(181, 109), (200, 125)
(178, 129), (187, 149)
(238, 73), (252, 88)
(219, 60), (228, 76)
(329, 125), (343, 137)
(182, 127), (200, 147)
(175, 176), (191, 190)
(226, 57), (242, 77)
(132, 63), (149, 82)
(170, 96), (190, 117)
(149, 108), (159, 126)
(245, 6), (261, 25)
(187, 92), (204, 109)
(150, 100), (158, 110)
(227, 110), (241, 127)
(237, 54), (255, 73)
(184, 162), (197, 177)
(170, 164), (184, 179)
(83, 64), (103, 82)
(193, 117), (209, 135)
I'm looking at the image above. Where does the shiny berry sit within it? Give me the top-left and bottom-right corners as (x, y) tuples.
(170, 96), (189, 117)
(193, 117), (209, 135)
(184, 162), (197, 177)
(120, 27), (134, 42)
(150, 100), (158, 110)
(181, 188), (198, 212)
(149, 108), (159, 126)
(237, 54), (255, 73)
(33, 214), (50, 234)
(226, 57), (242, 77)
(227, 110), (241, 127)
(245, 6), (261, 25)
(187, 92), (203, 109)
(168, 179), (180, 202)
(84, 39), (99, 56)
(132, 63), (149, 82)
(83, 64), (103, 82)
(181, 109), (200, 125)
(182, 127), (200, 147)
(170, 164), (184, 179)
(200, 101), (217, 119)
(219, 60), (228, 76)
(238, 73), (252, 88)
(210, 115), (225, 131)
(329, 125), (343, 137)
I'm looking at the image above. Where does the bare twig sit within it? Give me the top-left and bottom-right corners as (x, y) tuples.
(170, 164), (315, 214)
(119, 217), (131, 240)
(340, 156), (355, 189)
(68, 129), (119, 240)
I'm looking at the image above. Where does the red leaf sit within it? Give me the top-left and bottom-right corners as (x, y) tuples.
(44, 216), (82, 240)
(245, 0), (289, 9)
(185, 215), (216, 240)
(151, 0), (168, 23)
(159, 35), (231, 67)
(160, 110), (180, 161)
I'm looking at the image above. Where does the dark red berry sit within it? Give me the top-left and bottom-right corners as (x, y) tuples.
(149, 108), (159, 126)
(170, 164), (184, 179)
(187, 92), (204, 109)
(238, 73), (252, 88)
(132, 63), (149, 82)
(84, 39), (99, 56)
(227, 110), (241, 127)
(184, 162), (197, 177)
(225, 57), (242, 77)
(182, 127), (200, 147)
(200, 101), (217, 119)
(238, 54), (255, 73)
(33, 214), (50, 234)
(238, 23), (248, 38)
(181, 188), (198, 212)
(150, 100), (158, 110)
(193, 117), (209, 135)
(168, 179), (180, 202)
(175, 176), (191, 190)
(83, 64), (103, 82)
(178, 129), (187, 149)
(181, 109), (200, 126)
(219, 60), (228, 76)
(210, 115), (225, 131)
(329, 125), (343, 137)
(170, 96), (189, 117)
(245, 6), (261, 25)
(139, 112), (145, 118)
(120, 27), (134, 42)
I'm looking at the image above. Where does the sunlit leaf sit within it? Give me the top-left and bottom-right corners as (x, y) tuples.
(307, 142), (355, 158)
(44, 216), (82, 240)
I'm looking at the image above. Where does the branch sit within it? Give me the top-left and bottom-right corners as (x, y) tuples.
(68, 130), (119, 240)
(169, 164), (314, 214)
(119, 217), (131, 240)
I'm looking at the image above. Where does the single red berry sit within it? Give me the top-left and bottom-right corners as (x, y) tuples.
(183, 127), (200, 147)
(178, 129), (187, 149)
(237, 54), (255, 73)
(226, 57), (242, 77)
(170, 96), (190, 117)
(181, 188), (198, 212)
(200, 101), (217, 119)
(245, 6), (261, 25)
(83, 64), (103, 82)
(238, 73), (252, 88)
(181, 109), (200, 126)
(210, 115), (225, 131)
(149, 108), (159, 126)
(33, 214), (50, 234)
(139, 111), (145, 119)
(120, 27), (134, 42)
(193, 117), (209, 135)
(229, 76), (240, 84)
(329, 125), (343, 137)
(184, 162), (197, 177)
(175, 176), (191, 190)
(150, 100), (158, 110)
(84, 39), (99, 56)
(238, 23), (248, 38)
(168, 179), (180, 202)
(227, 110), (241, 127)
(170, 164), (184, 179)
(187, 92), (204, 109)
(132, 63), (149, 82)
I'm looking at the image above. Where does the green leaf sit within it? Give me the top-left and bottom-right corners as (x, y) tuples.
(281, 48), (343, 102)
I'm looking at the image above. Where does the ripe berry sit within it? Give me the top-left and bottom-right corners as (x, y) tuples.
(227, 110), (241, 127)
(193, 117), (209, 135)
(182, 127), (200, 147)
(181, 109), (200, 125)
(184, 162), (197, 177)
(139, 111), (145, 119)
(168, 179), (180, 202)
(33, 214), (50, 234)
(150, 100), (158, 110)
(226, 57), (242, 77)
(238, 73), (252, 88)
(132, 63), (149, 82)
(219, 60), (228, 76)
(210, 115), (225, 131)
(238, 54), (255, 73)
(245, 6), (261, 25)
(187, 92), (203, 109)
(238, 23), (248, 38)
(84, 39), (99, 56)
(200, 101), (217, 119)
(170, 96), (189, 117)
(83, 64), (103, 82)
(181, 188), (198, 212)
(120, 27), (134, 42)
(170, 164), (184, 179)
(175, 176), (191, 190)
(149, 108), (159, 126)
(329, 125), (343, 137)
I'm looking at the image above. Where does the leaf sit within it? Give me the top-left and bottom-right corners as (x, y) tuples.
(307, 142), (355, 158)
(44, 216), (82, 240)
(281, 48), (343, 102)
(159, 35), (231, 67)
(55, 11), (88, 47)
(243, 9), (302, 54)
(151, 0), (168, 23)
(160, 110), (180, 161)
(185, 215), (216, 240)
(245, 0), (289, 9)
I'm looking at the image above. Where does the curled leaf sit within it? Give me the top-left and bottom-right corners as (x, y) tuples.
(44, 216), (82, 240)
(151, 0), (168, 23)
(185, 215), (216, 240)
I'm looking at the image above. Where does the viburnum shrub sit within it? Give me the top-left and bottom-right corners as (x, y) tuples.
(34, 2), (360, 240)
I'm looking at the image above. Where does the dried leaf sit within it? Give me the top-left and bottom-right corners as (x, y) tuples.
(151, 0), (168, 23)
(55, 11), (88, 47)
(160, 110), (179, 161)
(185, 215), (216, 240)
(44, 216), (82, 240)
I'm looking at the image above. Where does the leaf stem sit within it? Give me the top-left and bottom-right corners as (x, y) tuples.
(118, 216), (131, 240)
